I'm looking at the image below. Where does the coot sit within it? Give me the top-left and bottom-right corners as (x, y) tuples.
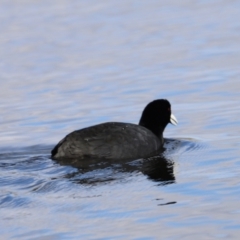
(51, 99), (177, 160)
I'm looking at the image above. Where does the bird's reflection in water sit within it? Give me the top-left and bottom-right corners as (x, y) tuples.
(55, 150), (175, 186)
(141, 155), (175, 184)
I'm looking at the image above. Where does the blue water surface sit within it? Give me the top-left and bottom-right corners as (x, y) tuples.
(0, 0), (240, 239)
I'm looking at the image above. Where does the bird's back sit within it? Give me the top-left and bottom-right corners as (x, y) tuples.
(51, 122), (162, 160)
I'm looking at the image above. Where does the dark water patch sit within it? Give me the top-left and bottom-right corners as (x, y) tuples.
(29, 180), (68, 193)
(0, 193), (31, 208)
(0, 146), (79, 197)
(158, 201), (177, 206)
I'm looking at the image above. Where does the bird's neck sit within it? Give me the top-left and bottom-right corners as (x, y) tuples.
(139, 120), (165, 142)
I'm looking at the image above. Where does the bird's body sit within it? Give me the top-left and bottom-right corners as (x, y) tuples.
(51, 99), (178, 161)
(51, 122), (162, 160)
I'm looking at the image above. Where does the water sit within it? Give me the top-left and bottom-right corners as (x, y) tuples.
(1, 0), (240, 239)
